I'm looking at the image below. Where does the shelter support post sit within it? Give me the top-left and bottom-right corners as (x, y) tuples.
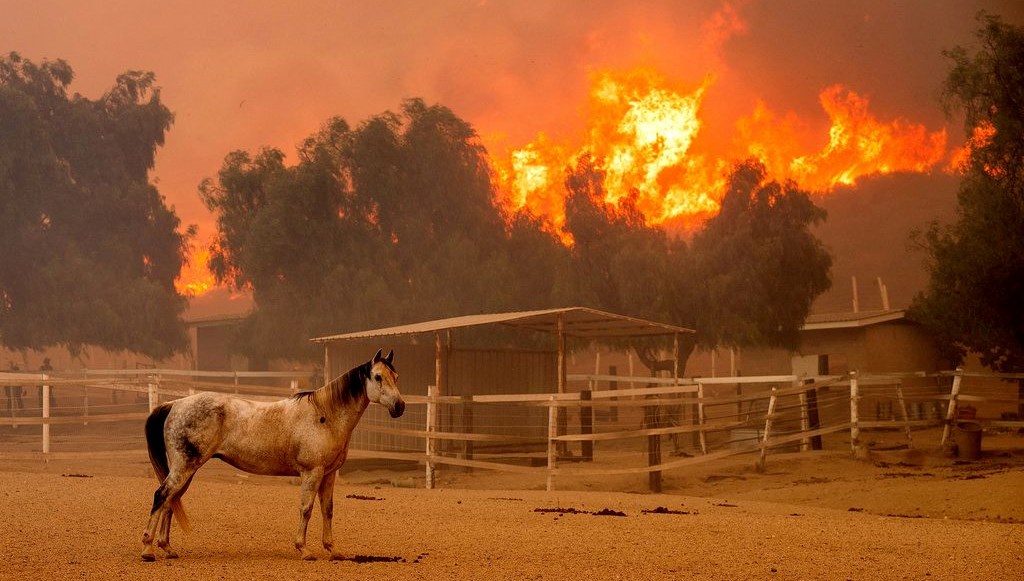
(555, 316), (568, 458)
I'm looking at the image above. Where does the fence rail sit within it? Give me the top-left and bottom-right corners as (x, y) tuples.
(1, 367), (1021, 491)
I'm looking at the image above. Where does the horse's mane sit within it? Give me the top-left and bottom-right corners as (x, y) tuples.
(292, 361), (372, 415)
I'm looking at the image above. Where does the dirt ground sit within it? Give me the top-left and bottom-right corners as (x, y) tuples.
(1, 430), (1023, 580)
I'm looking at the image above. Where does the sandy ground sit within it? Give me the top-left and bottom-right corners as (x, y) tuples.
(1, 431), (1023, 580)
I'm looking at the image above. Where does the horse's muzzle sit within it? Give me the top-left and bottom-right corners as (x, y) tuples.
(389, 399), (406, 418)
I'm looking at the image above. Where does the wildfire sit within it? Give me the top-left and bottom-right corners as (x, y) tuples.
(175, 242), (217, 297)
(490, 69), (952, 238)
(179, 68), (958, 295)
(946, 120), (996, 172)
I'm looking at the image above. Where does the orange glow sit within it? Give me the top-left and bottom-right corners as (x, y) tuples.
(946, 120), (996, 172)
(490, 71), (951, 239)
(175, 242), (217, 297)
(740, 85), (948, 191)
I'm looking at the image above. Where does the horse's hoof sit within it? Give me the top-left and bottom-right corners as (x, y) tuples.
(164, 550), (179, 559)
(301, 552), (317, 561)
(141, 551), (156, 562)
(329, 552), (344, 561)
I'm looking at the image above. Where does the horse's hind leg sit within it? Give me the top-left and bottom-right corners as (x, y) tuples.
(156, 474), (195, 558)
(294, 467), (325, 560)
(317, 471), (341, 560)
(142, 466), (199, 560)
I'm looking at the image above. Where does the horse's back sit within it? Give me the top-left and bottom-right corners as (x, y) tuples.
(168, 392), (309, 475)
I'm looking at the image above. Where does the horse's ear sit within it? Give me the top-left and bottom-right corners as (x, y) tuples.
(373, 348), (383, 363)
(384, 350), (394, 365)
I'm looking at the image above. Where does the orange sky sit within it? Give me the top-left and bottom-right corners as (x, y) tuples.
(4, 0), (1022, 241)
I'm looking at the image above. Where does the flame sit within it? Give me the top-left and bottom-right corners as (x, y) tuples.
(490, 70), (951, 239)
(175, 242), (217, 297)
(946, 120), (996, 172)
(740, 85), (948, 191)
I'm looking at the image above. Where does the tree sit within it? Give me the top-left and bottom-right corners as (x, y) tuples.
(689, 160), (832, 350)
(563, 154), (680, 326)
(203, 100), (563, 361)
(911, 13), (1024, 373)
(0, 53), (189, 359)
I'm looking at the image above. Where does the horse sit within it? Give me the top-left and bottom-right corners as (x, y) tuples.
(140, 348), (404, 561)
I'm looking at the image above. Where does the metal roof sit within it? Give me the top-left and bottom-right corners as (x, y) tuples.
(310, 307), (693, 343)
(802, 309), (907, 330)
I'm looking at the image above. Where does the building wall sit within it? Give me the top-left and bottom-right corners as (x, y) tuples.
(325, 338), (557, 452)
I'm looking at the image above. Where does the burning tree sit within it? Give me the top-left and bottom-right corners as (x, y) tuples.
(203, 97), (836, 365)
(911, 13), (1024, 376)
(201, 100), (570, 361)
(0, 53), (189, 359)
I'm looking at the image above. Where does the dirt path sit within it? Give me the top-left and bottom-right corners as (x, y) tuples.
(1, 442), (1022, 580)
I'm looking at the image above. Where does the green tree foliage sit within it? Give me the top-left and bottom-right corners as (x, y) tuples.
(911, 13), (1024, 372)
(0, 53), (189, 358)
(688, 160), (832, 350)
(202, 99), (569, 361)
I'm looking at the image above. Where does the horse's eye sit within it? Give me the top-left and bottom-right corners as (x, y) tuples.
(374, 374), (382, 382)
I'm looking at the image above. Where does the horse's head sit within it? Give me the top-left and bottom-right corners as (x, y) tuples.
(366, 349), (404, 418)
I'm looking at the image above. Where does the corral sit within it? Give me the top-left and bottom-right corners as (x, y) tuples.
(1, 339), (1023, 578)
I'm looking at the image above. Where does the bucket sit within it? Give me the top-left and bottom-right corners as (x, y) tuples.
(954, 421), (982, 460)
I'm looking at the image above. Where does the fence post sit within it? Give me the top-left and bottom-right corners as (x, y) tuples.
(697, 381), (707, 454)
(425, 385), (437, 490)
(895, 381), (913, 448)
(608, 365), (618, 422)
(42, 377), (50, 455)
(547, 396), (557, 492)
(289, 379), (298, 394)
(580, 390), (593, 461)
(850, 371), (861, 456)
(462, 395), (474, 462)
(147, 379), (157, 412)
(757, 387), (778, 472)
(798, 378), (810, 452)
(940, 368), (964, 447)
(644, 400), (662, 493)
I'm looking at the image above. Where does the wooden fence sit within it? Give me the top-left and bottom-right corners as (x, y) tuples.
(2, 368), (1021, 492)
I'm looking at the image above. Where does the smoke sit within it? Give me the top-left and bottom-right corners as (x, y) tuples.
(2, 0), (1021, 237)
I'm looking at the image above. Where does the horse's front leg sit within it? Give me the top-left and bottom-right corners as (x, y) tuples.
(294, 467), (324, 560)
(316, 471), (343, 560)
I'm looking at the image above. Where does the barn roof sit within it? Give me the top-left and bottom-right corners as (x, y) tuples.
(802, 309), (907, 330)
(310, 307), (693, 343)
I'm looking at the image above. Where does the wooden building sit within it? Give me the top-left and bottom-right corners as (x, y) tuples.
(310, 307), (693, 454)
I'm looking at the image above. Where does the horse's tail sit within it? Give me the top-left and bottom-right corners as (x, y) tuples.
(145, 403), (191, 533)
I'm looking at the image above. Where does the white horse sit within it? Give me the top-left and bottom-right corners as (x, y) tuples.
(141, 349), (404, 561)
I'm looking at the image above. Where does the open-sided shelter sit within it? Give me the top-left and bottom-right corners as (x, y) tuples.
(310, 307), (693, 454)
